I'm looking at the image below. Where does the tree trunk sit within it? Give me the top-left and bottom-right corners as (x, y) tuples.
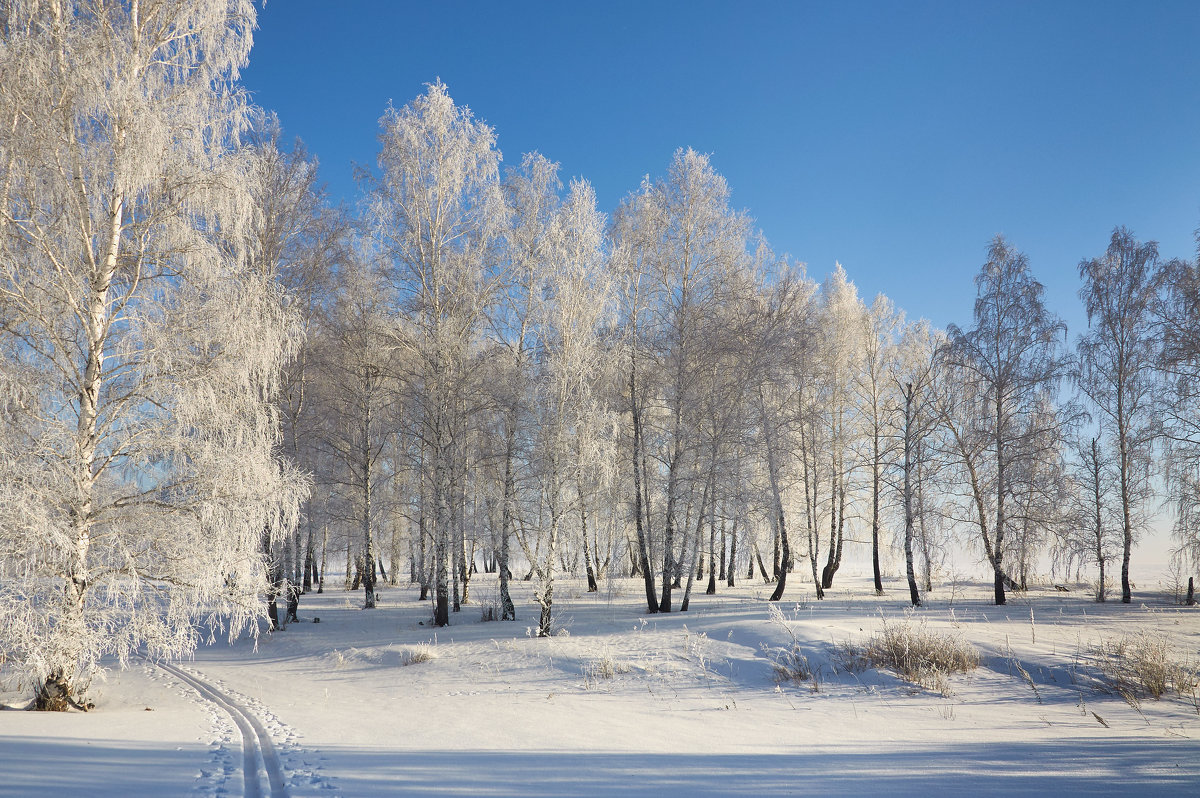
(302, 526), (315, 593)
(871, 425), (883, 595)
(630, 356), (659, 612)
(903, 384), (921, 607)
(682, 473), (713, 611)
(727, 517), (737, 588)
(660, 458), (679, 612)
(579, 478), (598, 593)
(318, 525), (327, 594)
(994, 414), (1007, 606)
(1092, 438), (1106, 602)
(706, 501), (718, 595)
(799, 421), (824, 600)
(361, 366), (377, 609)
(1118, 393), (1133, 604)
(498, 426), (517, 619)
(754, 542), (771, 582)
(418, 516), (429, 602)
(718, 515), (727, 583)
(536, 509), (562, 637)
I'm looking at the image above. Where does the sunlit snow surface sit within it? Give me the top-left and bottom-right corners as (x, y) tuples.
(3, 574), (1198, 796)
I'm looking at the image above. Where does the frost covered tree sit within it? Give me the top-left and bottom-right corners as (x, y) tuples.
(0, 0), (305, 709)
(367, 81), (503, 627)
(1076, 228), (1160, 603)
(1156, 234), (1200, 574)
(487, 152), (561, 621)
(246, 119), (348, 597)
(946, 237), (1069, 605)
(816, 265), (864, 590)
(858, 294), (902, 594)
(307, 256), (395, 610)
(525, 178), (612, 636)
(614, 148), (751, 613)
(890, 320), (943, 606)
(611, 181), (660, 612)
(748, 264), (815, 603)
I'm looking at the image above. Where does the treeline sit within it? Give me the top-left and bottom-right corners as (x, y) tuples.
(276, 83), (1200, 629)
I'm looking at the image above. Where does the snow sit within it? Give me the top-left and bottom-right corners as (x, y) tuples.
(3, 573), (1198, 796)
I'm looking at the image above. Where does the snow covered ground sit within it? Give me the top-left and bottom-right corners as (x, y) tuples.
(3, 573), (1199, 796)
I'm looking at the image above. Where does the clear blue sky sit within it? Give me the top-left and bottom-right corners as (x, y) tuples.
(242, 0), (1200, 338)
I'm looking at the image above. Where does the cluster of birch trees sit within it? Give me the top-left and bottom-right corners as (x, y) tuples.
(4, 1), (1200, 709)
(280, 83), (1200, 631)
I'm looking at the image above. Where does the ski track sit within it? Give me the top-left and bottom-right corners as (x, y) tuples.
(157, 660), (289, 798)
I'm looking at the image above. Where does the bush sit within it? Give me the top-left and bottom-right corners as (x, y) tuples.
(1094, 631), (1196, 700)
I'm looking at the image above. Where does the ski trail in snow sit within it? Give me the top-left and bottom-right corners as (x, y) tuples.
(157, 660), (289, 798)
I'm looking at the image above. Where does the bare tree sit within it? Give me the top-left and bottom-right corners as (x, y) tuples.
(1057, 432), (1121, 600)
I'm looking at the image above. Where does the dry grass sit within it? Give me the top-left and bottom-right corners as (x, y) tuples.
(766, 605), (815, 686)
(1094, 631), (1196, 700)
(582, 644), (631, 686)
(769, 642), (813, 685)
(400, 642), (438, 666)
(844, 617), (979, 694)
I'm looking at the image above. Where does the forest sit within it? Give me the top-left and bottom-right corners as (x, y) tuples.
(2, 0), (1200, 717)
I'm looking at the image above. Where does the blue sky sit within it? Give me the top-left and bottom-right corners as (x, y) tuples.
(242, 0), (1200, 338)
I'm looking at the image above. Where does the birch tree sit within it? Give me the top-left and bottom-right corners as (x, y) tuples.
(946, 237), (1069, 605)
(1077, 228), (1160, 603)
(1157, 237), (1200, 573)
(890, 320), (943, 606)
(645, 149), (750, 612)
(858, 294), (902, 594)
(611, 180), (660, 612)
(0, 0), (305, 709)
(1056, 432), (1121, 600)
(488, 152), (560, 620)
(817, 265), (864, 590)
(368, 81), (503, 626)
(308, 257), (394, 609)
(613, 148), (750, 613)
(527, 178), (612, 636)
